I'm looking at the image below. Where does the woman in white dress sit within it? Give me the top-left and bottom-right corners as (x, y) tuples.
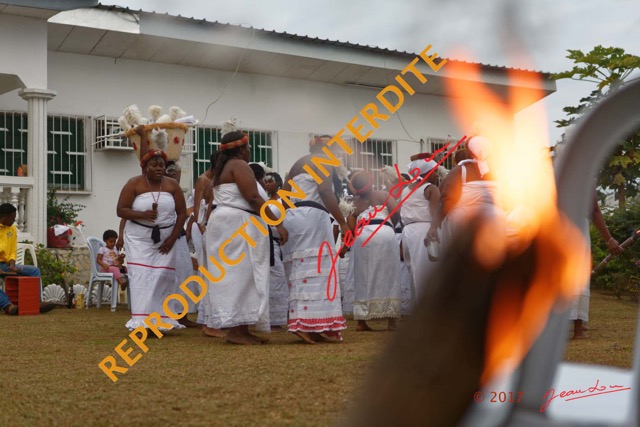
(348, 171), (400, 331)
(400, 154), (440, 300)
(116, 125), (187, 332)
(200, 131), (288, 345)
(427, 137), (502, 251)
(281, 135), (348, 344)
(264, 172), (289, 330)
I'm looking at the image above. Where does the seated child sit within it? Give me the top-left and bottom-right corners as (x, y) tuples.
(97, 229), (127, 290)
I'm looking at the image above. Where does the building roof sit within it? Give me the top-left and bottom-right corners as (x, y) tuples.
(0, 1), (97, 18)
(94, 3), (550, 76)
(42, 3), (555, 109)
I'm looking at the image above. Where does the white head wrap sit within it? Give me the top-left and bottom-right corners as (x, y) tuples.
(468, 136), (491, 177)
(407, 159), (438, 176)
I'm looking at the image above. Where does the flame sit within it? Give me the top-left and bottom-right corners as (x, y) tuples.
(444, 59), (591, 384)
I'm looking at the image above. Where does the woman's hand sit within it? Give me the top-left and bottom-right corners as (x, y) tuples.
(340, 223), (350, 241)
(159, 235), (177, 254)
(607, 238), (623, 256)
(339, 245), (349, 258)
(141, 209), (158, 222)
(276, 224), (288, 245)
(116, 237), (124, 251)
(425, 226), (439, 247)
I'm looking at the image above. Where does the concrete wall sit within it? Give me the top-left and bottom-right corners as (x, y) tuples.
(0, 14), (48, 91)
(0, 50), (464, 240)
(47, 247), (91, 286)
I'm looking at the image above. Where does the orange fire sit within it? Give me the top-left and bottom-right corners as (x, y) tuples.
(443, 59), (591, 384)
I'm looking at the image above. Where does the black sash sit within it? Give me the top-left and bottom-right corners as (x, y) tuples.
(294, 200), (329, 214)
(368, 219), (394, 229)
(226, 206), (275, 267)
(131, 221), (174, 244)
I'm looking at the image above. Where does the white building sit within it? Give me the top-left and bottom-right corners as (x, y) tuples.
(0, 1), (556, 243)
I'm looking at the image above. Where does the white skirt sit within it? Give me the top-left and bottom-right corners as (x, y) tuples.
(200, 206), (271, 332)
(352, 224), (400, 320)
(401, 222), (433, 301)
(281, 206), (346, 333)
(124, 220), (185, 332)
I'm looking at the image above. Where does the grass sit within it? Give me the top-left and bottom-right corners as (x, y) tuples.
(564, 291), (638, 368)
(0, 290), (636, 426)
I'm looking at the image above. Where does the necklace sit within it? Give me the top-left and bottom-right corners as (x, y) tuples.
(146, 176), (163, 210)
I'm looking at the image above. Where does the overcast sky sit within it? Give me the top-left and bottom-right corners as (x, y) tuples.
(116, 0), (640, 145)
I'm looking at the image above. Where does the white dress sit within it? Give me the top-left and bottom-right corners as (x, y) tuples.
(172, 233), (197, 314)
(340, 250), (354, 316)
(267, 196), (289, 327)
(281, 174), (347, 333)
(570, 220), (591, 321)
(200, 183), (271, 332)
(440, 164), (503, 249)
(124, 192), (185, 331)
(352, 205), (401, 320)
(400, 182), (434, 300)
(395, 222), (413, 315)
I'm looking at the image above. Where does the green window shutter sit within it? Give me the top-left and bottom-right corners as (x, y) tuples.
(47, 116), (85, 191)
(191, 127), (273, 182)
(0, 111), (28, 177)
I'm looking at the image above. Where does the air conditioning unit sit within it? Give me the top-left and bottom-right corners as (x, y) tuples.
(93, 116), (132, 151)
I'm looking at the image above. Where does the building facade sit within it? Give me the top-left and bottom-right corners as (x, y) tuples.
(0, 3), (556, 242)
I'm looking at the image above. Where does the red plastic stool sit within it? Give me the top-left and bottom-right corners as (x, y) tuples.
(5, 276), (40, 315)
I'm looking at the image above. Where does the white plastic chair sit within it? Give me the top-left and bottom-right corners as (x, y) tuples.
(86, 236), (130, 312)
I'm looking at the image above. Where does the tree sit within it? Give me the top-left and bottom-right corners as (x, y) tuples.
(552, 46), (640, 208)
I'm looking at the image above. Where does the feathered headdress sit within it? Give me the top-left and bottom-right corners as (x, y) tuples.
(381, 165), (399, 183)
(221, 118), (237, 137)
(120, 104), (193, 163)
(338, 195), (356, 218)
(335, 164), (350, 181)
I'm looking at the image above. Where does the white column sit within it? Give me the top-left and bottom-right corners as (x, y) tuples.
(19, 88), (56, 245)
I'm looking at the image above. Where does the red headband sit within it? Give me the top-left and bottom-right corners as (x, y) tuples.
(140, 150), (167, 167)
(349, 171), (374, 195)
(220, 135), (249, 151)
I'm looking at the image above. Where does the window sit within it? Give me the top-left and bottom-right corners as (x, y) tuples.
(0, 111), (91, 191)
(47, 114), (90, 191)
(192, 126), (274, 182)
(427, 136), (457, 171)
(0, 111), (28, 177)
(343, 137), (396, 190)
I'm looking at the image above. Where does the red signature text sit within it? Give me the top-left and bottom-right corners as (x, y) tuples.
(318, 135), (467, 301)
(539, 379), (631, 412)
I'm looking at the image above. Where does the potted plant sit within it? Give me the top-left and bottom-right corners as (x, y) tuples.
(46, 188), (85, 248)
(34, 243), (79, 289)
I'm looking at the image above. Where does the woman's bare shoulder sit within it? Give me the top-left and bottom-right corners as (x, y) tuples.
(287, 155), (312, 178)
(195, 173), (212, 186)
(163, 176), (182, 192)
(123, 175), (144, 189)
(372, 190), (390, 204)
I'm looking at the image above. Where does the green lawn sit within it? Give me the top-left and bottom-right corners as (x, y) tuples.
(0, 290), (636, 426)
